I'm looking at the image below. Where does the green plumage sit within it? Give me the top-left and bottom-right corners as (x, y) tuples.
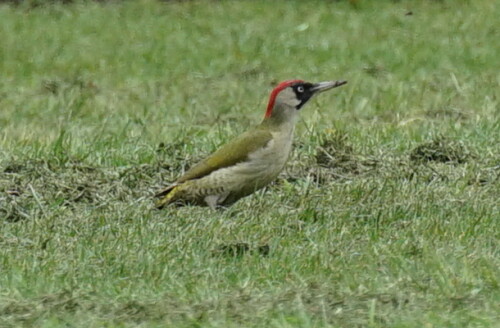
(177, 125), (273, 183)
(156, 124), (274, 208)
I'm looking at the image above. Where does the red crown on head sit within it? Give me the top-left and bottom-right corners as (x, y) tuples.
(265, 79), (304, 118)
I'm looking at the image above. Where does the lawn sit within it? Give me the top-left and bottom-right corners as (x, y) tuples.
(0, 0), (499, 327)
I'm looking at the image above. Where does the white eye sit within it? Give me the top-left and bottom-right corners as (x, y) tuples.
(297, 86), (304, 93)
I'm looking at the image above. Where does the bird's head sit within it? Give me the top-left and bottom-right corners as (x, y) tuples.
(264, 79), (347, 123)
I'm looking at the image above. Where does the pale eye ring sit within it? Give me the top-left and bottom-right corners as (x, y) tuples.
(297, 86), (304, 93)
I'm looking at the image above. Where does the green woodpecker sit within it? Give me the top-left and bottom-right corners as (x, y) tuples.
(156, 79), (347, 209)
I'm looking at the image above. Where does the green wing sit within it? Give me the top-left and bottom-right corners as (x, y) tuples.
(176, 126), (273, 183)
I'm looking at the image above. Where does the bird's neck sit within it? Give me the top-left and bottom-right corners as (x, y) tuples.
(260, 116), (297, 135)
(260, 104), (299, 132)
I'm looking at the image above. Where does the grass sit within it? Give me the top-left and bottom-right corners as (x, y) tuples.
(0, 0), (499, 327)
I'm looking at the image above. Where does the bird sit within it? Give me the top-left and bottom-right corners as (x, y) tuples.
(156, 79), (347, 209)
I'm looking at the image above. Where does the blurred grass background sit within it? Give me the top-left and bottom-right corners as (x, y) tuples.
(0, 0), (499, 327)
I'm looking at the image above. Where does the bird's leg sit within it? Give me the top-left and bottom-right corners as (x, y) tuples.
(204, 195), (219, 210)
(204, 191), (230, 210)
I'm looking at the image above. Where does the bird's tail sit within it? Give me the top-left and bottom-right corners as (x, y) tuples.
(155, 184), (180, 209)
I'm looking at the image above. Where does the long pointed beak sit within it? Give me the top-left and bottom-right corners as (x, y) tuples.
(311, 80), (347, 93)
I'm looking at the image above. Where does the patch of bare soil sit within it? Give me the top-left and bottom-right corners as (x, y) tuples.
(0, 159), (171, 222)
(410, 136), (473, 164)
(312, 130), (378, 183)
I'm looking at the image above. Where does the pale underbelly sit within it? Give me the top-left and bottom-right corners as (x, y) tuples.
(192, 155), (288, 205)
